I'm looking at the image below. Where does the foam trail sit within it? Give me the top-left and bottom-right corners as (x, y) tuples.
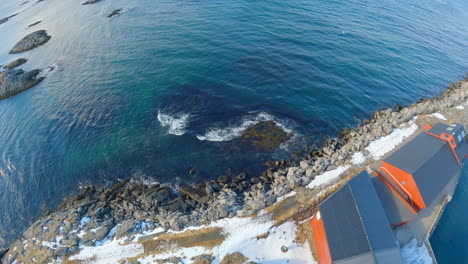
(157, 111), (190, 136)
(196, 112), (292, 142)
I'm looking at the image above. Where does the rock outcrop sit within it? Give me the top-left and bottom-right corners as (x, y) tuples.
(0, 69), (44, 100)
(82, 0), (101, 5)
(107, 8), (123, 18)
(2, 58), (27, 70)
(9, 30), (51, 54)
(27, 21), (41, 28)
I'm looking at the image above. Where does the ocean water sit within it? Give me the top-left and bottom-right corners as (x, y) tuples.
(0, 0), (467, 256)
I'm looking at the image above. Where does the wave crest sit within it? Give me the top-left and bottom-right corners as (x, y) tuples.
(197, 112), (292, 142)
(157, 111), (190, 136)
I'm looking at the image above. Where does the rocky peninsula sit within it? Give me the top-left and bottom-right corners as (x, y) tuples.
(1, 77), (467, 263)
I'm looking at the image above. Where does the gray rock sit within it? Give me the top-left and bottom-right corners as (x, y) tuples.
(115, 220), (137, 238)
(53, 247), (68, 257)
(0, 68), (45, 100)
(82, 0), (101, 5)
(180, 184), (209, 204)
(0, 13), (18, 25)
(299, 160), (309, 170)
(191, 254), (214, 264)
(3, 58), (27, 70)
(107, 8), (123, 18)
(28, 21), (42, 28)
(9, 30), (51, 54)
(94, 226), (110, 241)
(382, 122), (393, 134)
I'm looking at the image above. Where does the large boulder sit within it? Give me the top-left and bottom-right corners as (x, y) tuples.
(0, 69), (44, 100)
(9, 30), (51, 54)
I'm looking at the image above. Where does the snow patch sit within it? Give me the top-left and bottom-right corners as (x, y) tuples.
(429, 113), (447, 120)
(157, 111), (190, 136)
(455, 105), (465, 110)
(351, 152), (366, 165)
(401, 239), (433, 264)
(307, 165), (350, 189)
(69, 239), (144, 264)
(366, 123), (418, 160)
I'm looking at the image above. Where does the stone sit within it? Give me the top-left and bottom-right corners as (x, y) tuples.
(180, 184), (209, 204)
(3, 58), (27, 70)
(53, 247), (68, 257)
(382, 122), (393, 134)
(94, 226), (110, 241)
(0, 13), (18, 25)
(220, 252), (248, 264)
(28, 21), (42, 27)
(107, 8), (123, 18)
(82, 0), (101, 5)
(0, 69), (45, 100)
(9, 30), (51, 54)
(115, 220), (137, 238)
(299, 160), (309, 170)
(191, 254), (215, 264)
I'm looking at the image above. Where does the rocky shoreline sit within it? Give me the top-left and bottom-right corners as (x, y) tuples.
(1, 77), (467, 263)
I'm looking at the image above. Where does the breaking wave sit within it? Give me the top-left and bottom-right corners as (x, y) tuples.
(157, 111), (190, 136)
(196, 112), (293, 142)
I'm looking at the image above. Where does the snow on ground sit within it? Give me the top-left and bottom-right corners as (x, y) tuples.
(455, 105), (465, 110)
(275, 191), (297, 202)
(138, 218), (316, 264)
(366, 123), (418, 160)
(306, 165), (350, 189)
(69, 239), (144, 263)
(400, 239), (433, 264)
(68, 216), (316, 264)
(429, 113), (447, 120)
(351, 152), (366, 165)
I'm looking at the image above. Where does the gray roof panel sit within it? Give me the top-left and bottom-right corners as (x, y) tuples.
(369, 172), (417, 224)
(319, 184), (372, 261)
(349, 172), (399, 252)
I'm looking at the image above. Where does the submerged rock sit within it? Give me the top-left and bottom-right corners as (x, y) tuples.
(0, 13), (18, 25)
(239, 120), (292, 152)
(28, 21), (42, 28)
(0, 69), (45, 100)
(107, 8), (123, 18)
(3, 58), (27, 70)
(9, 30), (51, 54)
(82, 0), (101, 5)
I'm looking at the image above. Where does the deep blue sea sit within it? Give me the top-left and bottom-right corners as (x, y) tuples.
(0, 0), (467, 259)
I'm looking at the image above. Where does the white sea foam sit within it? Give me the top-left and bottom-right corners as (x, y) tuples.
(157, 111), (190, 136)
(196, 112), (292, 142)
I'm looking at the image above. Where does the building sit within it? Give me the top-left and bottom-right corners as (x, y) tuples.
(310, 172), (403, 264)
(372, 123), (468, 225)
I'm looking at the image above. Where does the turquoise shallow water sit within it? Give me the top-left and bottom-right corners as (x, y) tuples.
(0, 0), (467, 257)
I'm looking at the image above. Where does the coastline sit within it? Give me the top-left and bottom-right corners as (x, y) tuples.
(2, 76), (468, 263)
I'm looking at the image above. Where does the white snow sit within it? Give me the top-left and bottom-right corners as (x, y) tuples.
(400, 239), (433, 264)
(136, 218), (316, 264)
(79, 216), (91, 228)
(275, 191), (297, 202)
(455, 105), (465, 110)
(69, 239), (144, 264)
(306, 165), (350, 189)
(366, 123), (418, 160)
(351, 152), (366, 165)
(429, 113), (447, 120)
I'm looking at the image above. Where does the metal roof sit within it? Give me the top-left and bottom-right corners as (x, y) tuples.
(370, 172), (417, 224)
(384, 123), (466, 206)
(319, 172), (402, 263)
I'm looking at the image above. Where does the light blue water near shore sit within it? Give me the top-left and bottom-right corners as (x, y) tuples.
(0, 0), (467, 257)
